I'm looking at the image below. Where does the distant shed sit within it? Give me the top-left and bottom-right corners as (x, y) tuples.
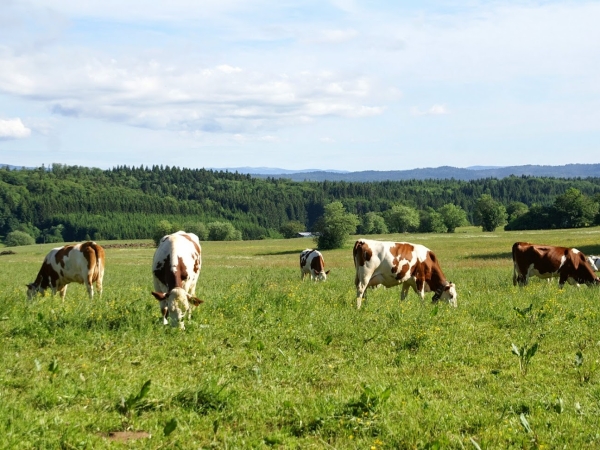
(297, 232), (317, 238)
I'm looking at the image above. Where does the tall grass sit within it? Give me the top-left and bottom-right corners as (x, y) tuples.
(1, 228), (600, 448)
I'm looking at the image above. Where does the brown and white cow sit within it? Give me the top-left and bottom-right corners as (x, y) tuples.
(27, 241), (105, 300)
(587, 255), (600, 272)
(151, 231), (203, 329)
(300, 249), (330, 281)
(512, 242), (600, 287)
(353, 239), (457, 309)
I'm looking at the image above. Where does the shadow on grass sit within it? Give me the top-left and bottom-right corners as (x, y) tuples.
(257, 249), (306, 256)
(465, 252), (512, 260)
(577, 245), (600, 256)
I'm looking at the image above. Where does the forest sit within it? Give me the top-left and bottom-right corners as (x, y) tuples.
(1, 163), (600, 243)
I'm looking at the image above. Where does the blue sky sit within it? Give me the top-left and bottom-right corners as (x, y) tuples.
(1, 0), (599, 171)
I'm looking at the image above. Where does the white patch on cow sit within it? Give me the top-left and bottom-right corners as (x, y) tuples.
(558, 255), (567, 270)
(572, 248), (580, 254)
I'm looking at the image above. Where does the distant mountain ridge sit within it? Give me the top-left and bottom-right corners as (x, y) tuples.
(211, 166), (350, 175)
(246, 163), (600, 182)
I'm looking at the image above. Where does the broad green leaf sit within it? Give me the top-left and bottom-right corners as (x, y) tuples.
(164, 418), (177, 437)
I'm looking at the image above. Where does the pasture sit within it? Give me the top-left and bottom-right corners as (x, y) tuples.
(1, 227), (600, 448)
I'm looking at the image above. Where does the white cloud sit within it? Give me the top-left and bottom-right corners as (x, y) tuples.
(0, 45), (384, 134)
(410, 105), (448, 116)
(320, 137), (335, 143)
(0, 118), (31, 140)
(316, 29), (358, 44)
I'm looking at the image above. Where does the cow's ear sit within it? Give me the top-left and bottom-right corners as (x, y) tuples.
(573, 253), (584, 270)
(152, 291), (167, 301)
(190, 297), (204, 306)
(325, 270), (331, 275)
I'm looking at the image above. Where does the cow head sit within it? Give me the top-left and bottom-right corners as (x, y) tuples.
(26, 283), (42, 300)
(432, 282), (457, 307)
(152, 287), (204, 329)
(316, 270), (331, 282)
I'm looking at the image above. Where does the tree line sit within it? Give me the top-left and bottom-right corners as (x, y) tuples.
(1, 164), (599, 246)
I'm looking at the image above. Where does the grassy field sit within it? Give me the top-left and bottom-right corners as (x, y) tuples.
(2, 227), (600, 449)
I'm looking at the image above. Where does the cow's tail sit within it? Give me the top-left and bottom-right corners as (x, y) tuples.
(353, 240), (363, 286)
(511, 242), (520, 286)
(90, 242), (105, 286)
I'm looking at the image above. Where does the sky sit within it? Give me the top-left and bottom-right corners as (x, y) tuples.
(1, 0), (599, 172)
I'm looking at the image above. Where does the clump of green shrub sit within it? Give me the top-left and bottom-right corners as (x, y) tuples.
(4, 230), (35, 247)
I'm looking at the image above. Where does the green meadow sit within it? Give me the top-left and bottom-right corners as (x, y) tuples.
(2, 227), (600, 449)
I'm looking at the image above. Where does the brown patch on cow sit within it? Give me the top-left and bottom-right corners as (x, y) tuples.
(395, 262), (411, 280)
(153, 254), (191, 291)
(389, 243), (414, 276)
(80, 242), (105, 286)
(311, 254), (325, 273)
(190, 297), (204, 306)
(193, 255), (200, 274)
(154, 254), (175, 289)
(410, 251), (447, 293)
(54, 245), (74, 267)
(300, 249), (315, 268)
(34, 261), (60, 290)
(177, 256), (188, 282)
(353, 241), (372, 267)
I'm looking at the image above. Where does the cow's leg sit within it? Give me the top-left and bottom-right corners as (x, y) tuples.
(415, 279), (425, 301)
(400, 283), (409, 300)
(558, 272), (568, 288)
(160, 300), (169, 325)
(96, 276), (103, 297)
(58, 284), (68, 300)
(356, 280), (368, 309)
(85, 277), (94, 300)
(400, 279), (415, 300)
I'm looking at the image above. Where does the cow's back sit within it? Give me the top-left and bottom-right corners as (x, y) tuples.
(47, 243), (95, 284)
(513, 242), (558, 277)
(153, 231), (202, 293)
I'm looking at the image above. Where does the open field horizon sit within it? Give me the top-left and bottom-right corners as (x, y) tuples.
(2, 226), (600, 448)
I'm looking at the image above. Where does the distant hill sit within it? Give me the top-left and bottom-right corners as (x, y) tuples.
(211, 166), (350, 175)
(250, 164), (600, 182)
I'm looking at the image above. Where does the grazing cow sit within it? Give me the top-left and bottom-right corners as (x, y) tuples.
(27, 242), (105, 300)
(512, 242), (600, 287)
(353, 239), (457, 309)
(151, 231), (203, 329)
(300, 249), (330, 281)
(587, 255), (600, 272)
